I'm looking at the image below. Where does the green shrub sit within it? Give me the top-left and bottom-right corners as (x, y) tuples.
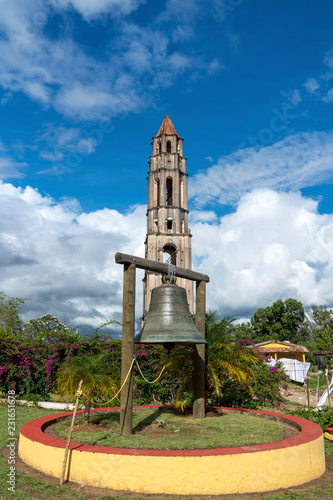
(289, 408), (333, 429)
(207, 359), (289, 410)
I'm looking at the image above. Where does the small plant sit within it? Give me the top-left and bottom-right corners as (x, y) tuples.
(175, 397), (189, 413)
(157, 418), (166, 428)
(56, 353), (119, 423)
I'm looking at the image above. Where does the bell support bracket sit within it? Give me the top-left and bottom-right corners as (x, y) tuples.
(115, 252), (210, 435)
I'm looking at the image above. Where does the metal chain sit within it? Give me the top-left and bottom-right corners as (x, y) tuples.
(168, 261), (176, 279)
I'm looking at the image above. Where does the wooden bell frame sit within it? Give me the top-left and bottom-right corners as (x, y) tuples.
(115, 252), (209, 435)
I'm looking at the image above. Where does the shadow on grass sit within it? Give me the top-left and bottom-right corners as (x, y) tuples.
(132, 409), (163, 433)
(88, 411), (120, 426)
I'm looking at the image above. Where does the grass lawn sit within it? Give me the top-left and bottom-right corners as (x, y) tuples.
(55, 409), (287, 449)
(0, 402), (333, 499)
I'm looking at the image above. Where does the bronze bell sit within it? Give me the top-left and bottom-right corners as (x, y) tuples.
(135, 276), (206, 351)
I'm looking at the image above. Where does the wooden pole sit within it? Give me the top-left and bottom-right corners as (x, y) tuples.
(193, 280), (206, 419)
(317, 375), (320, 403)
(119, 262), (136, 435)
(306, 377), (310, 410)
(326, 371), (331, 407)
(60, 379), (83, 485)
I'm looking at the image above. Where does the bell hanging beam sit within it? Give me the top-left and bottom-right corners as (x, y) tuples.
(115, 253), (209, 283)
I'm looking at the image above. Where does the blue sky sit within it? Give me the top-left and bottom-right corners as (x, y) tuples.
(1, 0), (333, 334)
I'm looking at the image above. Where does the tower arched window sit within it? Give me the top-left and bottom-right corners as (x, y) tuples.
(166, 177), (173, 206)
(154, 179), (160, 207)
(180, 178), (184, 208)
(163, 244), (177, 265)
(167, 140), (171, 153)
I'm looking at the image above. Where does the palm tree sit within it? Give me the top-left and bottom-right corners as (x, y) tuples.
(205, 309), (237, 344)
(206, 339), (259, 398)
(158, 311), (260, 410)
(56, 353), (119, 423)
(205, 310), (260, 397)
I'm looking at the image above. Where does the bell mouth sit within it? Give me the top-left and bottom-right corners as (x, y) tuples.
(135, 281), (207, 347)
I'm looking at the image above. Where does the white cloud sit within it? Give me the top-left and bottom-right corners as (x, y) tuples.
(0, 181), (145, 330)
(2, 181), (333, 327)
(158, 0), (200, 24)
(190, 210), (218, 223)
(304, 78), (320, 94)
(39, 150), (64, 162)
(192, 189), (333, 317)
(168, 53), (193, 72)
(48, 0), (144, 20)
(189, 131), (333, 207)
(324, 49), (333, 71)
(0, 156), (28, 179)
(35, 124), (102, 171)
(282, 89), (302, 108)
(322, 88), (333, 103)
(302, 49), (333, 104)
(172, 25), (194, 42)
(0, 1), (219, 121)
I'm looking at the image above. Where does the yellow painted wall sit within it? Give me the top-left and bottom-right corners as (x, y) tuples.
(325, 431), (333, 442)
(264, 342), (286, 349)
(18, 432), (325, 495)
(259, 342), (306, 363)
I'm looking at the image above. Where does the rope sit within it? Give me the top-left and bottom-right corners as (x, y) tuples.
(134, 355), (166, 384)
(82, 356), (166, 405)
(83, 358), (135, 406)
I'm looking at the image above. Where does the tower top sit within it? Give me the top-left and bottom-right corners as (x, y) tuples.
(155, 115), (179, 138)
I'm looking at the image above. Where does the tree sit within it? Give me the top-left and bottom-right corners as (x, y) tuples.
(302, 305), (333, 352)
(0, 292), (27, 335)
(22, 314), (77, 342)
(56, 354), (119, 423)
(159, 312), (261, 411)
(205, 309), (237, 344)
(206, 339), (260, 399)
(204, 311), (260, 396)
(250, 298), (305, 343)
(307, 305), (333, 331)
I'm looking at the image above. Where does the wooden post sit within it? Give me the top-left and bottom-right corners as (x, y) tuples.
(193, 280), (206, 419)
(60, 379), (83, 485)
(317, 375), (320, 402)
(306, 378), (310, 410)
(119, 263), (136, 435)
(326, 371), (331, 407)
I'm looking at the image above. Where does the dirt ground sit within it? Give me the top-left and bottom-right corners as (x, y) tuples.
(285, 383), (329, 408)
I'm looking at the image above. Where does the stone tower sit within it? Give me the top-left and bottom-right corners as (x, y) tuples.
(143, 115), (194, 318)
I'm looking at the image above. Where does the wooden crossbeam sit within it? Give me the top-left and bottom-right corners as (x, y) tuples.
(115, 252), (209, 283)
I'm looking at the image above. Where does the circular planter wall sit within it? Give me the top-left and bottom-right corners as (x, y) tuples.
(19, 405), (325, 495)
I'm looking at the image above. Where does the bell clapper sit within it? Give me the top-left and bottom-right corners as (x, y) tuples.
(163, 342), (175, 354)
